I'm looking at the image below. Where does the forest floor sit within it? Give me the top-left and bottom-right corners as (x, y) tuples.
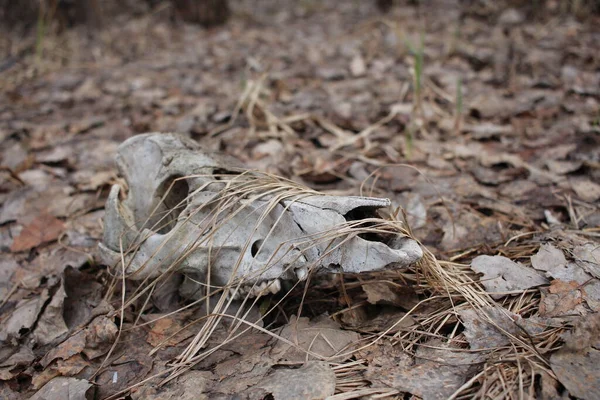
(1, 1), (600, 399)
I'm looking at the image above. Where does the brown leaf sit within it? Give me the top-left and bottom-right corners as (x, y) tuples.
(247, 361), (336, 399)
(539, 280), (586, 317)
(364, 339), (483, 400)
(551, 313), (600, 400)
(356, 307), (415, 334)
(273, 316), (360, 363)
(470, 255), (549, 299)
(459, 307), (546, 350)
(94, 352), (153, 399)
(54, 354), (89, 376)
(33, 278), (69, 346)
(0, 346), (35, 381)
(31, 368), (61, 391)
(40, 315), (118, 368)
(146, 317), (194, 348)
(130, 371), (214, 400)
(362, 282), (419, 309)
(549, 279), (580, 294)
(0, 291), (49, 342)
(30, 377), (92, 400)
(10, 213), (65, 252)
(570, 178), (600, 203)
(40, 331), (87, 368)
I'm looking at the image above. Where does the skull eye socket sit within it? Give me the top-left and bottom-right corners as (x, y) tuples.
(251, 239), (266, 260)
(343, 206), (391, 243)
(152, 176), (189, 234)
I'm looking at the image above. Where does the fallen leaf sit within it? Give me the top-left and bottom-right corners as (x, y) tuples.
(41, 315), (118, 368)
(470, 255), (549, 299)
(130, 371), (214, 400)
(532, 244), (594, 284)
(212, 344), (274, 394)
(531, 244), (567, 274)
(31, 367), (61, 391)
(550, 313), (600, 400)
(570, 178), (600, 203)
(573, 243), (600, 279)
(29, 377), (92, 400)
(33, 277), (69, 346)
(40, 331), (87, 368)
(247, 361), (336, 400)
(459, 307), (546, 350)
(0, 346), (35, 380)
(0, 290), (49, 342)
(273, 315), (360, 363)
(54, 354), (89, 376)
(539, 280), (586, 318)
(364, 339), (483, 400)
(10, 213), (65, 252)
(464, 122), (512, 140)
(357, 307), (415, 334)
(0, 184), (88, 224)
(362, 281), (419, 309)
(82, 316), (119, 360)
(146, 317), (195, 348)
(94, 351), (153, 399)
(546, 159), (582, 175)
(0, 259), (18, 301)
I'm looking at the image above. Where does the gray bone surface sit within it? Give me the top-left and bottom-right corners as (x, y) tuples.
(99, 133), (422, 297)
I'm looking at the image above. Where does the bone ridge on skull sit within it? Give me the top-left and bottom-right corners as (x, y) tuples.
(99, 133), (423, 298)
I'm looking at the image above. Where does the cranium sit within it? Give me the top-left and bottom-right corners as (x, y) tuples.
(99, 133), (423, 299)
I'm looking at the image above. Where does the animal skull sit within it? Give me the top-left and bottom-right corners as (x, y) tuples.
(99, 133), (423, 299)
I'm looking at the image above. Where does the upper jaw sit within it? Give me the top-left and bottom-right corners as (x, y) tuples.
(100, 133), (424, 300)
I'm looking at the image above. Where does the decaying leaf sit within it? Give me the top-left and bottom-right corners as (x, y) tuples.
(146, 316), (195, 348)
(94, 351), (154, 399)
(33, 278), (69, 346)
(0, 290), (50, 342)
(41, 315), (118, 368)
(532, 244), (600, 311)
(531, 243), (567, 273)
(29, 377), (92, 400)
(10, 213), (65, 252)
(573, 243), (600, 279)
(470, 255), (548, 299)
(130, 371), (214, 400)
(459, 306), (546, 350)
(365, 339), (483, 400)
(0, 259), (18, 301)
(0, 346), (35, 380)
(211, 343), (274, 395)
(539, 280), (587, 318)
(246, 361), (336, 400)
(532, 244), (593, 283)
(551, 313), (600, 400)
(362, 281), (419, 309)
(273, 316), (360, 363)
(356, 307), (416, 334)
(570, 178), (600, 203)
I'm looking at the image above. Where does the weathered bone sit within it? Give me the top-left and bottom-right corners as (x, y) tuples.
(99, 133), (422, 298)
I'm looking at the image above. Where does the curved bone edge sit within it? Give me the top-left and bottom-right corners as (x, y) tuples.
(285, 198), (422, 273)
(288, 196), (391, 215)
(102, 133), (422, 287)
(98, 242), (122, 267)
(98, 232), (176, 279)
(102, 185), (138, 251)
(116, 134), (214, 230)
